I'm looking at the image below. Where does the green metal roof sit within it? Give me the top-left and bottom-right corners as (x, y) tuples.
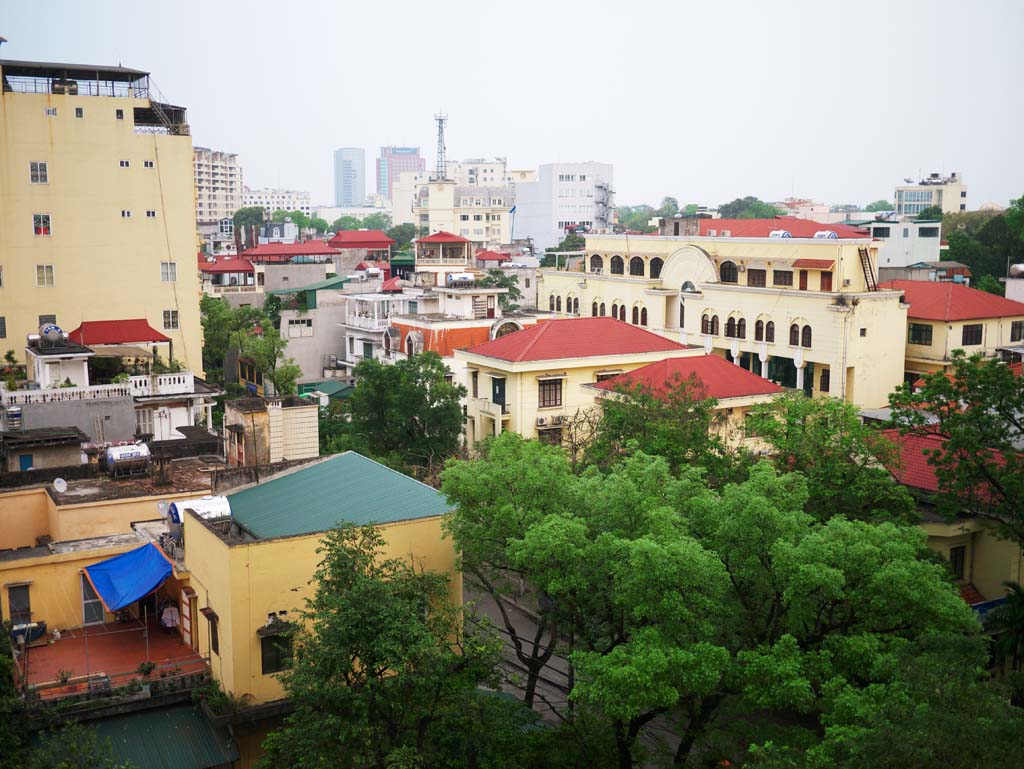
(309, 379), (354, 398)
(267, 275), (350, 295)
(228, 452), (452, 538)
(91, 704), (238, 769)
(391, 252), (416, 264)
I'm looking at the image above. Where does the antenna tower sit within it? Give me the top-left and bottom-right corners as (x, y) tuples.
(433, 112), (448, 180)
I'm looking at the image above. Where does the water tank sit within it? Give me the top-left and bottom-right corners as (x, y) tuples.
(105, 443), (151, 478)
(447, 272), (475, 287)
(813, 230), (839, 239)
(769, 230), (792, 238)
(1010, 264), (1024, 278)
(39, 324), (64, 343)
(169, 495), (232, 521)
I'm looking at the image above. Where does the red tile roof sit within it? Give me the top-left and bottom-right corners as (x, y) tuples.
(697, 217), (870, 239)
(792, 258), (836, 269)
(881, 430), (944, 493)
(197, 254), (254, 273)
(959, 583), (987, 605)
(879, 280), (1024, 321)
(381, 277), (404, 292)
(327, 230), (395, 250)
(465, 318), (690, 362)
(593, 355), (783, 400)
(241, 241), (339, 260)
(417, 231), (471, 244)
(68, 319), (171, 346)
(475, 249), (511, 262)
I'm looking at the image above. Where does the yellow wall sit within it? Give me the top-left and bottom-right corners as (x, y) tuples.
(0, 76), (203, 372)
(0, 489), (50, 549)
(183, 512), (461, 705)
(924, 518), (1024, 602)
(904, 314), (1024, 377)
(49, 491), (203, 542)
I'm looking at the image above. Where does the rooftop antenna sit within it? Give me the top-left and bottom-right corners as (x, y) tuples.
(433, 111), (448, 181)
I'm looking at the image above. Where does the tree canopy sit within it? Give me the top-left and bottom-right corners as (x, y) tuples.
(942, 195), (1024, 284)
(232, 206), (265, 229)
(718, 196), (783, 219)
(864, 199), (893, 212)
(915, 205), (944, 221)
(386, 223), (417, 250)
(475, 268), (522, 309)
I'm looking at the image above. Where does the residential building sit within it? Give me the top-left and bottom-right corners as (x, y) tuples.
(450, 158), (508, 187)
(0, 59), (203, 372)
(879, 261), (971, 285)
(0, 427), (87, 472)
(314, 203), (391, 226)
(194, 147), (244, 247)
(391, 170), (429, 226)
(242, 187), (312, 218)
(865, 217), (943, 271)
(222, 396), (318, 467)
(775, 197), (829, 221)
(259, 219), (299, 244)
(514, 162), (614, 252)
(413, 182), (514, 247)
(327, 229), (395, 276)
(376, 146), (424, 202)
(537, 222), (908, 408)
(878, 280), (1024, 383)
(456, 317), (704, 445)
(197, 254), (258, 299)
(270, 275), (353, 384)
(895, 171), (967, 216)
(334, 147), (366, 206)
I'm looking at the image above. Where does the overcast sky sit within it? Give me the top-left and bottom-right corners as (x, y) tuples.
(3, 0), (1021, 208)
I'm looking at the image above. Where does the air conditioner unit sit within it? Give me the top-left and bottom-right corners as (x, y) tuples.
(536, 416), (549, 426)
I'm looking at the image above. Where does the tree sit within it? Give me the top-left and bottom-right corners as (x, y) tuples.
(346, 352), (466, 472)
(332, 215), (362, 232)
(864, 199), (893, 212)
(27, 724), (133, 769)
(261, 525), (506, 769)
(361, 212), (392, 231)
(309, 216), (330, 234)
(386, 223), (417, 251)
(975, 274), (1005, 295)
(232, 206), (265, 229)
(270, 209), (291, 222)
(889, 350), (1024, 544)
(475, 268), (522, 310)
(988, 581), (1024, 674)
(915, 205), (944, 221)
(615, 205), (656, 233)
(745, 393), (917, 523)
(718, 196), (782, 219)
(656, 197), (680, 218)
(542, 233), (586, 267)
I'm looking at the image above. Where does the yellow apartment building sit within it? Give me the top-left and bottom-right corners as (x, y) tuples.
(0, 59), (203, 371)
(537, 227), (908, 408)
(879, 279), (1024, 382)
(455, 316), (704, 445)
(412, 179), (512, 248)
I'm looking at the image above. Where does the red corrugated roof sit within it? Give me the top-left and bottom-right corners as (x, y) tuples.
(697, 218), (869, 238)
(593, 355), (783, 399)
(68, 319), (171, 346)
(417, 231), (471, 244)
(241, 241), (339, 258)
(381, 277), (404, 292)
(792, 258), (836, 269)
(328, 230), (395, 250)
(879, 280), (1024, 321)
(465, 318), (690, 362)
(475, 249), (511, 261)
(197, 254), (254, 273)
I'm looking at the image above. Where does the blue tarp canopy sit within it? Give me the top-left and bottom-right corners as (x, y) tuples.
(83, 543), (173, 612)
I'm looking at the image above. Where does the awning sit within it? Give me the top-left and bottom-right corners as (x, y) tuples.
(91, 704), (238, 769)
(83, 543), (173, 612)
(791, 259), (835, 269)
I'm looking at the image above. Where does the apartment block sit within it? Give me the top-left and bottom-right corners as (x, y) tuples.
(894, 171), (967, 215)
(194, 146), (243, 246)
(242, 187), (311, 218)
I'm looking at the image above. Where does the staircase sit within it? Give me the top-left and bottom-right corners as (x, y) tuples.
(858, 246), (878, 291)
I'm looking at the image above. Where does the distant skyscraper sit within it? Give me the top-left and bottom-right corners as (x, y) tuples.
(376, 147), (425, 203)
(334, 148), (366, 206)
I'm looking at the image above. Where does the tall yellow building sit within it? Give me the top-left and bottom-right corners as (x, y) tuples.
(0, 60), (203, 371)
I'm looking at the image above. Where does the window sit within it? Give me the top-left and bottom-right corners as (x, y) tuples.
(919, 227), (940, 238)
(144, 160), (154, 168)
(755, 319), (764, 341)
(790, 323), (800, 346)
(773, 270), (793, 287)
(618, 305), (626, 322)
(115, 109), (124, 120)
(8, 584), (31, 625)
(702, 314), (711, 334)
(75, 107), (84, 118)
(38, 314), (56, 326)
(460, 214), (469, 221)
(1012, 321), (1024, 343)
(36, 265), (55, 287)
(860, 328), (867, 337)
(45, 107), (57, 117)
(820, 368), (830, 393)
(737, 318), (746, 339)
(261, 635), (292, 675)
(610, 255), (624, 275)
(590, 255), (603, 272)
(525, 278), (531, 289)
(592, 301), (599, 317)
(33, 214), (51, 236)
(119, 159), (130, 168)
(121, 210), (132, 218)
(146, 210), (157, 218)
(363, 341), (374, 359)
(765, 321), (775, 342)
(159, 262), (177, 283)
(0, 317), (6, 339)
(572, 297), (580, 314)
(719, 261), (738, 283)
(538, 378), (563, 408)
(549, 295), (556, 311)
(711, 315), (719, 335)
(820, 271), (833, 292)
(801, 325), (812, 348)
(629, 257), (644, 276)
(556, 296), (562, 312)
(640, 308), (647, 326)
(473, 214), (482, 221)
(908, 323), (933, 345)
(632, 306), (639, 324)
(136, 407), (154, 436)
(948, 545), (966, 580)
(650, 257), (664, 279)
(611, 303), (619, 320)
(210, 615), (220, 656)
(725, 317), (737, 337)
(163, 310), (179, 330)
(747, 269), (766, 287)
(471, 371), (478, 398)
(961, 324), (983, 346)
(288, 318), (313, 338)
(873, 226), (891, 238)
(30, 161), (48, 184)
(537, 428), (563, 446)
(599, 303), (606, 316)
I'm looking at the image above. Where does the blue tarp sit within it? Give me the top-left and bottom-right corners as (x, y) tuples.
(83, 543), (173, 612)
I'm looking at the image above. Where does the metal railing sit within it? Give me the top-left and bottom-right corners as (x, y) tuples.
(346, 314), (391, 331)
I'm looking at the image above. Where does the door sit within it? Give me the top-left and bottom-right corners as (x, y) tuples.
(82, 576), (104, 625)
(18, 454), (33, 471)
(486, 296), (496, 319)
(491, 377), (506, 409)
(362, 342), (374, 360)
(820, 271), (833, 292)
(799, 270), (808, 290)
(8, 585), (30, 625)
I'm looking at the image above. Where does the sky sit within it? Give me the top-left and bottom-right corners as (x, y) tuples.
(2, 0), (1021, 209)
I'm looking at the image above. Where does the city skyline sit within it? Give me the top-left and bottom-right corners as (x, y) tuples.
(2, 0), (1021, 209)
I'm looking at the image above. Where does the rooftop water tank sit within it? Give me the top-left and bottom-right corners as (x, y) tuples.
(769, 230), (792, 238)
(813, 230), (839, 239)
(105, 443), (152, 478)
(169, 495), (232, 522)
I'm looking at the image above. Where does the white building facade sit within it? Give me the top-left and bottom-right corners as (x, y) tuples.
(514, 162), (614, 253)
(334, 148), (366, 206)
(243, 188), (312, 218)
(194, 147), (243, 246)
(895, 172), (967, 215)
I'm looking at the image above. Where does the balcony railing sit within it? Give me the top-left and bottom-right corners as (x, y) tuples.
(130, 373), (196, 397)
(0, 374), (196, 405)
(210, 284), (259, 295)
(475, 398), (511, 418)
(346, 314), (391, 331)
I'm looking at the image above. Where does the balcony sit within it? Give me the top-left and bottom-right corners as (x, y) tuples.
(346, 314), (391, 331)
(130, 373), (196, 397)
(1, 383), (134, 406)
(415, 255), (469, 266)
(210, 283), (259, 296)
(474, 398), (511, 420)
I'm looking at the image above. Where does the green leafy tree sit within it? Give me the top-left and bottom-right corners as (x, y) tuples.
(988, 581), (1024, 674)
(864, 199), (893, 212)
(270, 209), (291, 222)
(332, 215), (362, 232)
(915, 205), (944, 221)
(261, 525), (506, 769)
(718, 196), (782, 219)
(615, 205), (656, 232)
(28, 724), (133, 769)
(232, 206), (265, 229)
(656, 196), (680, 218)
(975, 274), (1005, 295)
(386, 223), (417, 251)
(475, 268), (522, 309)
(347, 352), (466, 472)
(745, 393), (917, 523)
(309, 216), (330, 234)
(542, 233), (586, 267)
(889, 350), (1024, 543)
(361, 212), (392, 231)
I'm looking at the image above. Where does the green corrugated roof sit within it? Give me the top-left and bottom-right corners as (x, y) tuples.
(314, 379), (354, 397)
(228, 452), (451, 538)
(267, 275), (350, 295)
(391, 252), (415, 264)
(91, 704), (238, 769)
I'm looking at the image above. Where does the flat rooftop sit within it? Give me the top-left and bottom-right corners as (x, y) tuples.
(0, 530), (145, 563)
(47, 456), (222, 506)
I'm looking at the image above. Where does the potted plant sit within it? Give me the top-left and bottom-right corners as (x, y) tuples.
(136, 661), (156, 678)
(56, 669), (73, 685)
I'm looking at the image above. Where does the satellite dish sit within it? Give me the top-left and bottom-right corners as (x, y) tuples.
(157, 501), (170, 517)
(53, 478), (67, 493)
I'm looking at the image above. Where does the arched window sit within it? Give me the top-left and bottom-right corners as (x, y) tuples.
(574, 298), (580, 314)
(725, 317), (736, 338)
(592, 301), (599, 317)
(790, 323), (800, 346)
(629, 257), (644, 276)
(711, 315), (720, 335)
(632, 306), (639, 324)
(640, 308), (648, 326)
(765, 321), (775, 343)
(590, 255), (603, 273)
(556, 296), (562, 312)
(610, 255), (624, 275)
(681, 280), (696, 292)
(549, 295), (555, 311)
(650, 258), (664, 279)
(737, 318), (746, 339)
(600, 303), (606, 316)
(702, 314), (710, 334)
(611, 302), (619, 319)
(720, 261), (738, 283)
(755, 319), (764, 341)
(801, 325), (812, 348)
(406, 336), (416, 356)
(619, 305), (626, 322)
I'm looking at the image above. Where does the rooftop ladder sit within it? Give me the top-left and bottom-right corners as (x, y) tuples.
(858, 246), (878, 292)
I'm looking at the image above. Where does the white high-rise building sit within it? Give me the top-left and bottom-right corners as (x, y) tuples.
(894, 171), (967, 216)
(334, 148), (366, 206)
(194, 147), (243, 245)
(243, 188), (312, 218)
(514, 162), (614, 252)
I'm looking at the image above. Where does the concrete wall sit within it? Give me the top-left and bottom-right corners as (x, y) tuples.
(0, 488), (50, 549)
(17, 397), (136, 442)
(261, 263), (330, 292)
(4, 444), (81, 473)
(280, 405), (319, 461)
(280, 303), (347, 384)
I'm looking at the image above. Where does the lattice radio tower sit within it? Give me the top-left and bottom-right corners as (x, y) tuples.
(433, 111), (448, 180)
